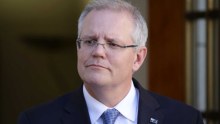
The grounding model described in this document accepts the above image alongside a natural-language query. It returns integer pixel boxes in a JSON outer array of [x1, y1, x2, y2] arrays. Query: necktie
[[101, 108, 120, 124]]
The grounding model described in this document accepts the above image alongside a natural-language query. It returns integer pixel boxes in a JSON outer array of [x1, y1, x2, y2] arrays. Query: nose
[[91, 42, 107, 58], [95, 43, 106, 49]]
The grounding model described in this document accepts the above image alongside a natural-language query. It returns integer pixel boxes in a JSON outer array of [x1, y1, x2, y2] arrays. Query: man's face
[[77, 9, 145, 87]]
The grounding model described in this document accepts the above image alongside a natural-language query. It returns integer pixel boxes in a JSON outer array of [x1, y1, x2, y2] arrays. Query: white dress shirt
[[83, 81, 139, 124]]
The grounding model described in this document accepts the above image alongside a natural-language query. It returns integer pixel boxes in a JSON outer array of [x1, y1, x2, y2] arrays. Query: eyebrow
[[104, 36, 121, 43], [80, 34, 122, 43], [80, 34, 98, 40]]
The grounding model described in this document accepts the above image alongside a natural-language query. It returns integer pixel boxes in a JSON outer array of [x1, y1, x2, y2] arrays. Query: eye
[[83, 39, 97, 46], [107, 42, 121, 49], [108, 42, 117, 47]]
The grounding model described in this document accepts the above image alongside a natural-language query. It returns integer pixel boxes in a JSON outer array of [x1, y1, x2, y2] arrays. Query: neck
[[84, 81, 131, 107]]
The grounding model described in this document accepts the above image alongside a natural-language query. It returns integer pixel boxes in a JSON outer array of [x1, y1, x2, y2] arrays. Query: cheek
[[77, 50, 88, 62], [77, 51, 87, 69], [110, 53, 135, 70], [77, 51, 89, 77]]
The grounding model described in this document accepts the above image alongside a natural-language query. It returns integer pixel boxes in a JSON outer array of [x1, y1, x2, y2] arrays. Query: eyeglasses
[[76, 38, 138, 51]]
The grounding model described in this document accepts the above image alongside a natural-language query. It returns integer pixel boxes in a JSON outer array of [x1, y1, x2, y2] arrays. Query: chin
[[83, 75, 110, 86]]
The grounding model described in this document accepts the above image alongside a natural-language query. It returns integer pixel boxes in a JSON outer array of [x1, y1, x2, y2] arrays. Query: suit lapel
[[61, 79, 164, 124], [61, 86, 91, 124], [133, 79, 164, 124]]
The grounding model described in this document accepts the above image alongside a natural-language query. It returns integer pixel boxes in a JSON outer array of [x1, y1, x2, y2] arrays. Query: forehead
[[80, 9, 134, 42]]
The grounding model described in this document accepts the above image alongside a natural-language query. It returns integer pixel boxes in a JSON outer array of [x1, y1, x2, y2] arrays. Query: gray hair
[[78, 0, 148, 47]]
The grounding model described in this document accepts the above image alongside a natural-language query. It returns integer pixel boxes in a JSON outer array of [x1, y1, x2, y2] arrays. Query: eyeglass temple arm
[[76, 38, 81, 48]]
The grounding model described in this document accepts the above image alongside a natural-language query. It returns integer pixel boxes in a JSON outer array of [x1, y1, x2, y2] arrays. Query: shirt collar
[[114, 81, 139, 122], [83, 81, 139, 124], [83, 85, 108, 124]]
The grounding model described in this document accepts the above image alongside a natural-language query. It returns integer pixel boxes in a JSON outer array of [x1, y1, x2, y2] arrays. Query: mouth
[[86, 64, 109, 70]]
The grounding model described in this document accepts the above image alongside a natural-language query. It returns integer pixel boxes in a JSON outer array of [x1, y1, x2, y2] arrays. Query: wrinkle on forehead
[[80, 9, 134, 44]]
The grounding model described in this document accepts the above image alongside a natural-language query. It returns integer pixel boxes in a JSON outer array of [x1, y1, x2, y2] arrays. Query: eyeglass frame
[[76, 38, 138, 51]]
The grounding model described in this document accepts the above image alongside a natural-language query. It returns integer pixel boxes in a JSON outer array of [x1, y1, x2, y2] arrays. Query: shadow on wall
[[0, 0, 89, 124]]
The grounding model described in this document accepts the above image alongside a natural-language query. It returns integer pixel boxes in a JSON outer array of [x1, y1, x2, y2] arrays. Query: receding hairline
[[86, 8, 134, 23], [78, 0, 137, 30], [78, 6, 136, 36]]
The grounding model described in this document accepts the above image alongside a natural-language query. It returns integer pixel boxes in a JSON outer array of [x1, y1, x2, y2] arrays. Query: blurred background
[[0, 0, 219, 124]]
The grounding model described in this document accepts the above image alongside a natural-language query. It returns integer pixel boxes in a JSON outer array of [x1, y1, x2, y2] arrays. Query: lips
[[86, 64, 109, 70]]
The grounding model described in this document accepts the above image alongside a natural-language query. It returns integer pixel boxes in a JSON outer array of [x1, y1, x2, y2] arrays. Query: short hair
[[78, 0, 148, 47]]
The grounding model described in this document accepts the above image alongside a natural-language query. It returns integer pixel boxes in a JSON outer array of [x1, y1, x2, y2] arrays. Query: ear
[[132, 47, 147, 72]]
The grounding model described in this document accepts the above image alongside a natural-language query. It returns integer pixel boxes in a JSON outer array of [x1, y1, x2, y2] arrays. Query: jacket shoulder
[[133, 78, 203, 124], [147, 91, 204, 124], [18, 88, 83, 124]]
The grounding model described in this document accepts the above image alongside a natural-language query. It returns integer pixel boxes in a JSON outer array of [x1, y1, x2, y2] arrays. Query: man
[[18, 0, 204, 124]]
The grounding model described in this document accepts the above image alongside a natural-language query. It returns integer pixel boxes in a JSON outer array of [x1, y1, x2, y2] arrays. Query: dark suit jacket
[[18, 78, 204, 124]]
